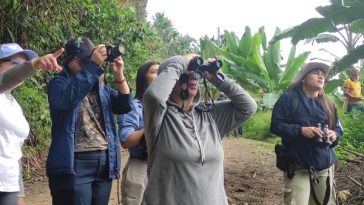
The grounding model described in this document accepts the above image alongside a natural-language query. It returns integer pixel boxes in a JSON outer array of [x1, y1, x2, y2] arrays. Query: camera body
[[105, 44, 126, 62], [187, 57, 223, 80], [316, 123, 330, 144]]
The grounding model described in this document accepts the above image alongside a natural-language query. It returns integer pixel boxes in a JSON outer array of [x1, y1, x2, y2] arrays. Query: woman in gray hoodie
[[142, 54, 257, 205]]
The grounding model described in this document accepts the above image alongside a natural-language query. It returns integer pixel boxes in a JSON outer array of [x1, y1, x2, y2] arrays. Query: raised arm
[[0, 48, 63, 93], [209, 74, 257, 137], [142, 56, 189, 150]]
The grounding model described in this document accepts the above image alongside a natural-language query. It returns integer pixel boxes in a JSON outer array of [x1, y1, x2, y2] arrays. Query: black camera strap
[[309, 167, 331, 205]]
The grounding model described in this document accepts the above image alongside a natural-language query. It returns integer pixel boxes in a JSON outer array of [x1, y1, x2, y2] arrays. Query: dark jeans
[[0, 191, 18, 205], [48, 150, 112, 205], [347, 103, 364, 112]]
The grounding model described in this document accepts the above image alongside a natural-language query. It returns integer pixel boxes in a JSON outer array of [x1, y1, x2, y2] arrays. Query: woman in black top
[[271, 62, 343, 205]]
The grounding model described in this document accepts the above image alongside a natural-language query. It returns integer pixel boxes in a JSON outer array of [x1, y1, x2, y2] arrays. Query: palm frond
[[332, 44, 364, 73], [304, 33, 340, 45]]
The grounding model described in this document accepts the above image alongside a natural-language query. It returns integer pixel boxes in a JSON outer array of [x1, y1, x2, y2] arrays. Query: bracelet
[[115, 78, 126, 84]]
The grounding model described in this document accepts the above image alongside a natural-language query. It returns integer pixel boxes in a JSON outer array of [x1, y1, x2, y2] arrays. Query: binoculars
[[316, 123, 330, 144], [105, 44, 127, 62], [187, 57, 223, 80]]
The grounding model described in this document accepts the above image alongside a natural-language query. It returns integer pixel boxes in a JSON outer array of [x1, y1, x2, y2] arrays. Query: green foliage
[[243, 110, 273, 140], [151, 12, 197, 58], [13, 77, 51, 150], [201, 27, 309, 109], [270, 1, 364, 79], [338, 109, 364, 153]]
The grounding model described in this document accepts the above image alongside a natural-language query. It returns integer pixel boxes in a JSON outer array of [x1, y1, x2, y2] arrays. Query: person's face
[[68, 56, 87, 75], [171, 72, 199, 100], [145, 64, 159, 86], [0, 53, 27, 74], [302, 68, 326, 91], [350, 68, 360, 80]]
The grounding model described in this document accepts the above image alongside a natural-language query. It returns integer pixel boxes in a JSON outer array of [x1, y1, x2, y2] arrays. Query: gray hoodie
[[142, 55, 257, 205]]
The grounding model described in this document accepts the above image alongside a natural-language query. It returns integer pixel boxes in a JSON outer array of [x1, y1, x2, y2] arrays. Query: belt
[[74, 150, 108, 159]]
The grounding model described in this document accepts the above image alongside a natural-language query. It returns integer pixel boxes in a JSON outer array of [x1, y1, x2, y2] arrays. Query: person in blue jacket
[[46, 36, 132, 205], [271, 62, 343, 205], [119, 60, 159, 205]]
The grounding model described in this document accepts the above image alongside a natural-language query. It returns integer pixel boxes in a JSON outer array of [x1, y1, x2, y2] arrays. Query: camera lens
[[193, 71, 204, 80], [209, 60, 223, 70], [188, 57, 204, 71], [106, 44, 127, 62]]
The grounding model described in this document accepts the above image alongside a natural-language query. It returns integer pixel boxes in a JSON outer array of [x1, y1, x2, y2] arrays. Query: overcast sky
[[146, 0, 347, 63]]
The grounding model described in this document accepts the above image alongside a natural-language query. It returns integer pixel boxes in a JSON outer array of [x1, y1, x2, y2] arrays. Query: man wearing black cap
[[46, 36, 132, 205]]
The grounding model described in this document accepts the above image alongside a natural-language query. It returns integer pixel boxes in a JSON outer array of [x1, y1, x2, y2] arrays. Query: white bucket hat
[[0, 43, 38, 61]]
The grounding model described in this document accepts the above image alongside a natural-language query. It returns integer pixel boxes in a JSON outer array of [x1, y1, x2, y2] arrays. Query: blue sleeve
[[270, 93, 302, 141], [48, 61, 102, 111], [118, 101, 141, 143]]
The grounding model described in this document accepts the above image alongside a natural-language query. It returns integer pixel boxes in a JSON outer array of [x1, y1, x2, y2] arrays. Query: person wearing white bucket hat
[[0, 43, 63, 205]]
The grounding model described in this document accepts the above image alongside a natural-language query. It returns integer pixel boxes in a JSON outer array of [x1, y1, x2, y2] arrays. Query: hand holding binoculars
[[187, 57, 223, 80]]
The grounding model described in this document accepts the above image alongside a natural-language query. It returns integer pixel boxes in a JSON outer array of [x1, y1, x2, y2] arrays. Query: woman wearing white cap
[[271, 62, 343, 205], [0, 43, 63, 205]]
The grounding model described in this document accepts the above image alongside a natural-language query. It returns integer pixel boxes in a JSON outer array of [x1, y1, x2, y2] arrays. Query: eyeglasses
[[0, 58, 26, 66]]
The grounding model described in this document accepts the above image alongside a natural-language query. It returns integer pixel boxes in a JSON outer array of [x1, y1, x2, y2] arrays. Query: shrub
[[243, 110, 273, 141], [338, 109, 364, 154]]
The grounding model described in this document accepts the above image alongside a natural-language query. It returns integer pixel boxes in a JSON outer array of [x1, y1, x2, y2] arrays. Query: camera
[[187, 57, 223, 80], [316, 123, 330, 144], [105, 44, 127, 62]]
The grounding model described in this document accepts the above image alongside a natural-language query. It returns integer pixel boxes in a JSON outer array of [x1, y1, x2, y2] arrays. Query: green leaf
[[325, 79, 344, 93], [258, 26, 267, 51], [316, 4, 364, 25], [224, 30, 239, 54], [251, 34, 273, 92], [280, 50, 310, 85], [239, 27, 253, 58], [333, 44, 364, 70], [350, 19, 364, 33]]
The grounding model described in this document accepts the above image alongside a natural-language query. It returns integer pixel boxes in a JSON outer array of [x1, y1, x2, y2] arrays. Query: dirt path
[[25, 137, 282, 205]]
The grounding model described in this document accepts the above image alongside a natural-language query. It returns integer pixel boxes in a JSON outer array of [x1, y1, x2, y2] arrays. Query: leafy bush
[[338, 109, 364, 154], [243, 110, 273, 141]]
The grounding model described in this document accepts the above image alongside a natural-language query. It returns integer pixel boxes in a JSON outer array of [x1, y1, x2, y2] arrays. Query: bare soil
[[24, 137, 283, 205]]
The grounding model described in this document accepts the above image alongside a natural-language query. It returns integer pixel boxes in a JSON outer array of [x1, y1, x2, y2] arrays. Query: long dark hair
[[319, 94, 336, 129], [135, 60, 160, 100]]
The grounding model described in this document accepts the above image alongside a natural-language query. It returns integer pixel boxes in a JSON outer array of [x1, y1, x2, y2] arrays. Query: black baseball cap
[[64, 36, 95, 59]]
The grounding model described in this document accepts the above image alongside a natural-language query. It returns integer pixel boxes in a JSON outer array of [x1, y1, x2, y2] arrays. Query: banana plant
[[270, 1, 364, 78], [201, 27, 310, 108]]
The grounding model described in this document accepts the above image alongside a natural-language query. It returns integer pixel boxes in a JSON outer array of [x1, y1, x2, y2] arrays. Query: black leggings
[[0, 191, 18, 205]]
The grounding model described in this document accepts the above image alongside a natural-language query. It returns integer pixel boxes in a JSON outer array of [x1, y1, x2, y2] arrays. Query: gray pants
[[282, 165, 336, 205], [121, 157, 148, 205]]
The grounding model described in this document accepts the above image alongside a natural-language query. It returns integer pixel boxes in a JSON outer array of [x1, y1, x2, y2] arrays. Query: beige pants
[[282, 165, 336, 205], [121, 157, 148, 205]]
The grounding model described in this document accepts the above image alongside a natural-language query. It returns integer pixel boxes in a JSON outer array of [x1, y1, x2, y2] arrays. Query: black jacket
[[270, 87, 343, 170]]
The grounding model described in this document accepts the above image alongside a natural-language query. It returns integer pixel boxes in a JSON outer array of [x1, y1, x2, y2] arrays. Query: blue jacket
[[46, 61, 131, 179], [118, 99, 146, 159], [271, 87, 343, 170]]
